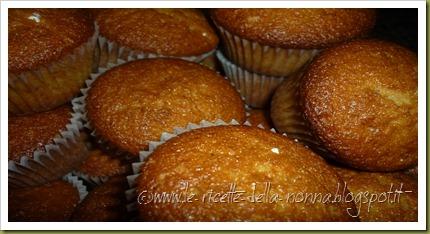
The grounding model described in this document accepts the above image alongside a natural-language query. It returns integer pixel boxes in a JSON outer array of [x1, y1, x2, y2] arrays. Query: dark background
[[372, 8, 418, 52]]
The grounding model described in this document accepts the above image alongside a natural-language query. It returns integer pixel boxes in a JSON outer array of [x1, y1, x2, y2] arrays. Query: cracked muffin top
[[95, 9, 219, 56], [136, 125, 357, 221], [300, 39, 418, 171], [211, 9, 375, 49], [86, 58, 246, 156], [8, 9, 94, 73]]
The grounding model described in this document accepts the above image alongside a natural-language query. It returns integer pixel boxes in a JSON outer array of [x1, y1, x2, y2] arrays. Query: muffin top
[[8, 9, 94, 74], [136, 125, 356, 221], [86, 59, 246, 156], [9, 180, 80, 221], [334, 166, 417, 221], [8, 105, 72, 162], [95, 9, 219, 56], [78, 149, 130, 178], [211, 9, 375, 49], [300, 40, 417, 171], [71, 176, 129, 221]]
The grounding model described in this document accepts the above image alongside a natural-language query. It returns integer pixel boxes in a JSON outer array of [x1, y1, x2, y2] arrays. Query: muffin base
[[9, 30, 98, 116], [215, 23, 319, 77], [217, 50, 286, 108], [8, 112, 89, 188], [96, 34, 215, 69]]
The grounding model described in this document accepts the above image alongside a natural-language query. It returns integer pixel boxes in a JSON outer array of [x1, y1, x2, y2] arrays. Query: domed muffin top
[[8, 9, 94, 73], [9, 180, 80, 221], [300, 40, 417, 171], [136, 125, 357, 221], [211, 9, 375, 49], [86, 59, 246, 156], [8, 105, 72, 162], [95, 9, 219, 56]]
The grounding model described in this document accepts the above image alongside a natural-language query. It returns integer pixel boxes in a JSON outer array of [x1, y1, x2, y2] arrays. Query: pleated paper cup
[[96, 34, 215, 70], [217, 50, 286, 108], [9, 29, 98, 116], [215, 23, 319, 77], [63, 173, 89, 202], [8, 112, 89, 189]]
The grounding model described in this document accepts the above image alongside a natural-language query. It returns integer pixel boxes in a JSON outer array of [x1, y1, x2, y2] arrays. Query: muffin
[[334, 166, 418, 222], [9, 176, 84, 221], [74, 148, 131, 185], [78, 58, 246, 156], [271, 39, 418, 171], [212, 8, 376, 76], [94, 9, 219, 67], [246, 108, 273, 129], [133, 125, 357, 221], [71, 176, 129, 221], [212, 9, 375, 108], [9, 9, 96, 115], [8, 105, 88, 188]]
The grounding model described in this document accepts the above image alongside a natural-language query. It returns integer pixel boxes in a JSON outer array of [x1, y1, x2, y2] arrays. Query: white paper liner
[[63, 173, 88, 202], [8, 110, 89, 189], [124, 119, 279, 217], [72, 57, 249, 158], [96, 33, 215, 70], [71, 170, 109, 187], [214, 23, 319, 77], [9, 27, 98, 115], [217, 50, 286, 108]]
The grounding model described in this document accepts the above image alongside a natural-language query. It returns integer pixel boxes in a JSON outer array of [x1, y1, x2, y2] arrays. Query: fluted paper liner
[[96, 33, 215, 70], [215, 23, 319, 77], [8, 112, 89, 188], [63, 173, 88, 202], [9, 28, 98, 115], [217, 50, 286, 108]]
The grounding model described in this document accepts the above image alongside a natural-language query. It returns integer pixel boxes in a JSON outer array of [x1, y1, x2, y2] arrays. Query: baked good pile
[[8, 8, 417, 222]]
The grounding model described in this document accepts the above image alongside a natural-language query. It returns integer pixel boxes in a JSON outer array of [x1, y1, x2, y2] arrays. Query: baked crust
[[211, 9, 375, 49], [137, 125, 357, 221], [71, 176, 129, 221], [9, 180, 79, 221], [95, 9, 218, 56], [86, 59, 246, 156], [300, 40, 417, 171], [8, 9, 94, 73], [334, 166, 417, 221], [77, 149, 130, 178], [8, 105, 72, 161]]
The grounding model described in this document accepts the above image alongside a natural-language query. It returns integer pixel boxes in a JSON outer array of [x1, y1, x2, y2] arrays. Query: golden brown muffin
[[95, 9, 218, 64], [71, 176, 129, 221], [8, 105, 72, 161], [333, 166, 418, 222], [300, 40, 417, 171], [136, 125, 357, 221], [9, 9, 96, 115], [246, 109, 273, 129], [9, 180, 80, 221], [211, 9, 375, 77], [211, 9, 375, 49], [77, 149, 130, 178], [86, 59, 246, 156]]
